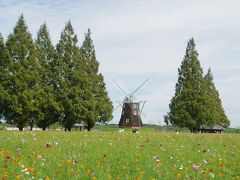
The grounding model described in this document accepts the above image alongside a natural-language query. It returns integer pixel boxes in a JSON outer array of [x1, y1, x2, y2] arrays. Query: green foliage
[[80, 29, 113, 131], [0, 15, 42, 130], [167, 38, 206, 131], [35, 23, 61, 130], [55, 21, 89, 131], [167, 38, 230, 130], [0, 16, 113, 131], [224, 127, 240, 134], [203, 68, 230, 127], [0, 33, 6, 119]]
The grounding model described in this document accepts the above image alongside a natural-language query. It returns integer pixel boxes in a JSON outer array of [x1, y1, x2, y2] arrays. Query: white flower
[[22, 168, 28, 172], [203, 159, 208, 164], [192, 164, 200, 171], [209, 173, 215, 178]]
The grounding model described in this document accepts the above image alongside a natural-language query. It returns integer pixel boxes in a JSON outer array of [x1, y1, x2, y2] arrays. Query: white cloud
[[0, 0, 239, 127]]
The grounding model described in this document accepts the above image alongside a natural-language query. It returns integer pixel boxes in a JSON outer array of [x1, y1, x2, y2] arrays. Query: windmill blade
[[136, 101, 146, 117], [130, 78, 149, 97], [133, 99, 147, 117], [140, 101, 146, 115], [111, 79, 129, 97], [113, 101, 125, 111]]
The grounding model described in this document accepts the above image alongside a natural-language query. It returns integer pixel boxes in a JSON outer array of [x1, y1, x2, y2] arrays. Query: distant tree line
[[164, 38, 230, 131], [0, 15, 113, 131]]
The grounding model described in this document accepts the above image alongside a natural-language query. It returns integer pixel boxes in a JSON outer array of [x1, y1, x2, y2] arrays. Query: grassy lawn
[[0, 130, 239, 179]]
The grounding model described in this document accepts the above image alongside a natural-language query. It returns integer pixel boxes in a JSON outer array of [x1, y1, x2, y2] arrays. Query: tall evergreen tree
[[166, 38, 207, 131], [55, 21, 87, 131], [0, 34, 15, 122], [204, 68, 230, 127], [80, 29, 113, 131], [0, 33, 4, 61], [3, 15, 41, 130], [0, 33, 7, 119], [35, 22, 61, 130]]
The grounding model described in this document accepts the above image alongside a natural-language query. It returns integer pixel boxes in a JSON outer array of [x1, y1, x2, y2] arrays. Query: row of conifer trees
[[165, 38, 230, 131], [0, 15, 113, 131]]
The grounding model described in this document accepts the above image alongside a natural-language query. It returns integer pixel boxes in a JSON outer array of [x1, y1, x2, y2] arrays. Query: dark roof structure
[[199, 124, 225, 133]]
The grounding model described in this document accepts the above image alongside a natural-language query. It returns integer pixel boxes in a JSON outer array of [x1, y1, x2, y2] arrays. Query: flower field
[[0, 131, 239, 179]]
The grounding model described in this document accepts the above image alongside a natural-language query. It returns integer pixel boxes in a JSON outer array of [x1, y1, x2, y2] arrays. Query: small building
[[73, 123, 85, 131], [199, 124, 225, 134]]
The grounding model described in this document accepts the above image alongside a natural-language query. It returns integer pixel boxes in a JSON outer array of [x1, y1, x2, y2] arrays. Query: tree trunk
[[42, 127, 46, 131], [30, 124, 33, 131], [67, 127, 71, 131], [19, 126, 23, 131]]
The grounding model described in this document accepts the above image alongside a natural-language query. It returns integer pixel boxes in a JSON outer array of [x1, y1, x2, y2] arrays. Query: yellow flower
[[66, 160, 72, 166], [15, 175, 21, 180], [5, 150, 10, 154], [107, 175, 112, 179], [46, 176, 50, 180], [97, 162, 101, 169], [86, 168, 91, 175], [176, 172, 181, 178]]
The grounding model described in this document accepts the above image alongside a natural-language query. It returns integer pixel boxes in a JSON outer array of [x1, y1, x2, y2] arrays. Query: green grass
[[0, 131, 239, 179]]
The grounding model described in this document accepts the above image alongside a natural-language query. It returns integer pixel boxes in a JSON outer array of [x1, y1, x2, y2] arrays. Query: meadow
[[0, 130, 239, 179]]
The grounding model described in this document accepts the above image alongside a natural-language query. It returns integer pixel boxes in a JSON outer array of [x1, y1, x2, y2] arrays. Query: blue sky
[[0, 0, 239, 127]]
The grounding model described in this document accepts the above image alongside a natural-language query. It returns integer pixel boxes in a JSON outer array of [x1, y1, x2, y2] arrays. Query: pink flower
[[46, 143, 51, 148], [20, 164, 25, 169]]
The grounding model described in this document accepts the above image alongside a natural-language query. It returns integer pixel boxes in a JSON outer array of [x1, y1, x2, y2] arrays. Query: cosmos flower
[[46, 143, 51, 148]]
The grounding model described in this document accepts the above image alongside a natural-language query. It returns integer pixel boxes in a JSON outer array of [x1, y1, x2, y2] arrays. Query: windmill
[[112, 79, 149, 128]]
